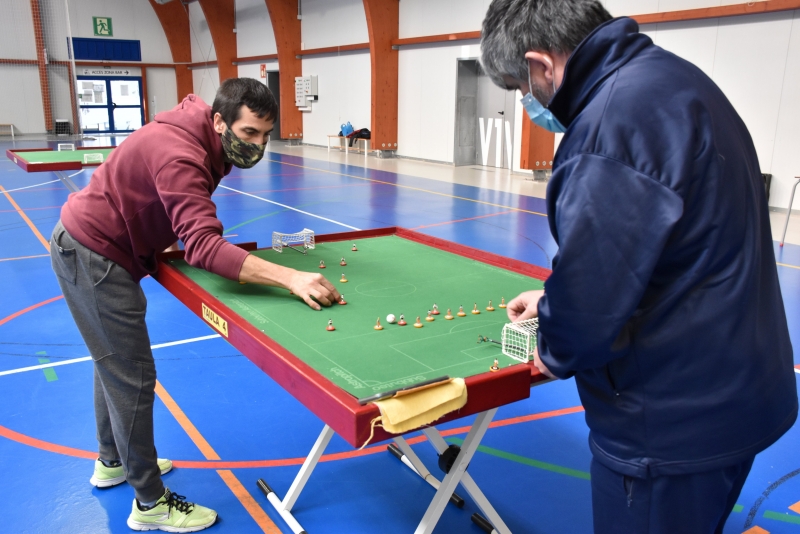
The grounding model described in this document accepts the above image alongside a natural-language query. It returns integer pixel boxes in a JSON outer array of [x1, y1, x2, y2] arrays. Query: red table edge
[[6, 146, 115, 173], [155, 227, 552, 448]]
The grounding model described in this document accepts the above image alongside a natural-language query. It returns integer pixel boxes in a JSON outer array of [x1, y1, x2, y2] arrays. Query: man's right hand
[[238, 254, 340, 310], [287, 270, 340, 310]]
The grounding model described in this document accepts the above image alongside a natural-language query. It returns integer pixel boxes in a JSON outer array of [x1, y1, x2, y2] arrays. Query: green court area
[[169, 235, 545, 398], [12, 148, 114, 164]]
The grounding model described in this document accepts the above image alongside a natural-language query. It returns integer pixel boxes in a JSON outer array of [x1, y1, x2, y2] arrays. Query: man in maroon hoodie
[[50, 78, 339, 532]]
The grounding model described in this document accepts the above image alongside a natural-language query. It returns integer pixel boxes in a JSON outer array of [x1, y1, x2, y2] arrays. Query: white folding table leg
[[413, 409, 498, 534], [257, 424, 335, 534], [423, 426, 511, 534]]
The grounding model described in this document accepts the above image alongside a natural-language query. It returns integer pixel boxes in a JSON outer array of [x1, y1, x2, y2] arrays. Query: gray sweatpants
[[50, 220, 165, 503]]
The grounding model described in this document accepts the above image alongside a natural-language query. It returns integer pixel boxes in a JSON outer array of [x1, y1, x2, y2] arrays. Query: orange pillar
[[520, 113, 555, 170], [264, 0, 303, 140], [30, 0, 53, 131], [198, 0, 238, 83], [148, 0, 193, 102], [362, 0, 399, 152]]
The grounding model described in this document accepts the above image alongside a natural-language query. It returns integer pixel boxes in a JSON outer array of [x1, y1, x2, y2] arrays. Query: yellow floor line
[[268, 158, 548, 217], [777, 262, 800, 270], [154, 381, 279, 532], [0, 185, 50, 251], [217, 470, 283, 534]]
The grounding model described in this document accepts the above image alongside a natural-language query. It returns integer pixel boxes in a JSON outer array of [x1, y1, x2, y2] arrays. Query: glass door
[[77, 76, 144, 133], [78, 78, 111, 132], [110, 79, 143, 131]]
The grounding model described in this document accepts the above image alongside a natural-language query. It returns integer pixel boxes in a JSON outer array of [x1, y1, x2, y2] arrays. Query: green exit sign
[[93, 17, 113, 37]]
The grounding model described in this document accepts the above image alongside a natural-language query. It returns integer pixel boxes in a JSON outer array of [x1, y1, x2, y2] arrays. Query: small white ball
[[386, 314, 396, 324]]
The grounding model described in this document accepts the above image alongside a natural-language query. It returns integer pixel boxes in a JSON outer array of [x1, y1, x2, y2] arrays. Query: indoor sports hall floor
[[1, 137, 799, 534]]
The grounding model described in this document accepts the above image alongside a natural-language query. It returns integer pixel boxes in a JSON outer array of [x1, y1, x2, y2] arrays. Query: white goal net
[[501, 318, 539, 363], [272, 228, 315, 254]]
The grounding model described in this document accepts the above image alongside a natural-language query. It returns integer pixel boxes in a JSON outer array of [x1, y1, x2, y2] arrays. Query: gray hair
[[480, 0, 612, 88]]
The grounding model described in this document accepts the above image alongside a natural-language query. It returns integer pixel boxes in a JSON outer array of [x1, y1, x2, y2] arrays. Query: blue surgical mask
[[521, 60, 566, 134]]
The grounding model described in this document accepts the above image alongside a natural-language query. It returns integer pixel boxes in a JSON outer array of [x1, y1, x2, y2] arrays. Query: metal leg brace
[[422, 423, 511, 534], [54, 170, 81, 193], [410, 408, 511, 534]]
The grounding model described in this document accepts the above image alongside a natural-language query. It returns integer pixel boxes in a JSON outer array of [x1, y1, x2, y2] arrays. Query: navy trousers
[[591, 456, 754, 534]]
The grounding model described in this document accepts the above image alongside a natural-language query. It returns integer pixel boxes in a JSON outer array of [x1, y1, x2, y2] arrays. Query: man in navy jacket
[[481, 1, 797, 532]]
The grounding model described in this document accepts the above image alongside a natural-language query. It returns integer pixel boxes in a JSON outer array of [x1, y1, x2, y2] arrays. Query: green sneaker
[[127, 489, 217, 532], [90, 458, 173, 488]]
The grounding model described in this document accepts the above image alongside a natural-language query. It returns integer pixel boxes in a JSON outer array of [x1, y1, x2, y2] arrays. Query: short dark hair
[[211, 78, 278, 126], [481, 0, 612, 88]]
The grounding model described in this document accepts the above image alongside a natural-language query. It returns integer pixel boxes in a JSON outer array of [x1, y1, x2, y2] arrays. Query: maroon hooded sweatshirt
[[61, 95, 250, 282]]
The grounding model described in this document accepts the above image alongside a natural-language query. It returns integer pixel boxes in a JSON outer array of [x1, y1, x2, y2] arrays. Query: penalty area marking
[[0, 334, 222, 377]]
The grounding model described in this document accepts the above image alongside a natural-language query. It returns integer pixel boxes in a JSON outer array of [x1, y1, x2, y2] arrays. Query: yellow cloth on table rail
[[373, 378, 467, 434]]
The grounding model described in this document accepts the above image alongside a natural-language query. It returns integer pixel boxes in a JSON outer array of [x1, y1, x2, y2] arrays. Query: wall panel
[[301, 53, 371, 146], [236, 0, 277, 57]]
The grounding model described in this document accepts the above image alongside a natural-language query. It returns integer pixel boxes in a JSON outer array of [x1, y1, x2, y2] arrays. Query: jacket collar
[[548, 17, 652, 128]]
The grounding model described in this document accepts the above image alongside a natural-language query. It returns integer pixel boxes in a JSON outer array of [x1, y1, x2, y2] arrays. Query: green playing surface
[[13, 148, 114, 164], [168, 235, 545, 398]]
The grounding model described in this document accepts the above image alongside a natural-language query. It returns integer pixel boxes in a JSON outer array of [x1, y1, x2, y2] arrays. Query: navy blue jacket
[[538, 18, 797, 477]]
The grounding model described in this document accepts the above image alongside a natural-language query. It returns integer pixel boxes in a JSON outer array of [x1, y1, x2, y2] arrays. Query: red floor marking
[[412, 210, 516, 230], [0, 254, 50, 262], [0, 423, 95, 460], [0, 295, 63, 327], [743, 527, 770, 534], [0, 406, 584, 467], [790, 500, 800, 514]]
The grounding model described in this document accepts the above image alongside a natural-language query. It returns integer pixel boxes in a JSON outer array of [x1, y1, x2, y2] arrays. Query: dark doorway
[[267, 71, 281, 140]]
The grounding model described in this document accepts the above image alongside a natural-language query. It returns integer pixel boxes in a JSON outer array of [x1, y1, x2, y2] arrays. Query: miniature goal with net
[[501, 318, 539, 363], [272, 228, 315, 254]]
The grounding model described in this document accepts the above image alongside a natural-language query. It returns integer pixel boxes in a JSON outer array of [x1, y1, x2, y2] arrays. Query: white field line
[[1, 179, 61, 193], [217, 184, 361, 230], [0, 334, 221, 377]]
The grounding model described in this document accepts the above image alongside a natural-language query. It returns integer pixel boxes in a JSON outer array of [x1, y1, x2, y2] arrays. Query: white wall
[[399, 0, 491, 38], [299, 0, 371, 145], [396, 0, 800, 209], [189, 2, 219, 105], [301, 0, 369, 48], [0, 0, 181, 133], [236, 0, 277, 57], [398, 42, 480, 162], [67, 0, 174, 63], [634, 9, 800, 210], [235, 0, 278, 85], [0, 0, 45, 133], [67, 0, 179, 128], [302, 53, 371, 145]]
